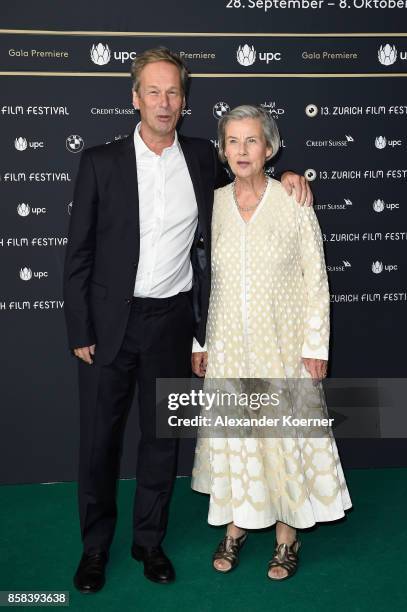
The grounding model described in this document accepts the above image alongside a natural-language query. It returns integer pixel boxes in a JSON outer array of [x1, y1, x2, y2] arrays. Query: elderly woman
[[191, 105, 352, 580]]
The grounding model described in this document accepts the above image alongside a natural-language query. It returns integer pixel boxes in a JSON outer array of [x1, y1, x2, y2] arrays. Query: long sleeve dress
[[191, 179, 352, 529]]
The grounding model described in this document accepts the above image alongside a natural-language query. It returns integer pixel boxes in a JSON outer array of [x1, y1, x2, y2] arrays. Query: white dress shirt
[[133, 122, 198, 298]]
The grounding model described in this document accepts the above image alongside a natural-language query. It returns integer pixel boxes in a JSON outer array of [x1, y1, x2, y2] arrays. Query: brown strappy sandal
[[212, 532, 248, 573], [267, 539, 301, 581]]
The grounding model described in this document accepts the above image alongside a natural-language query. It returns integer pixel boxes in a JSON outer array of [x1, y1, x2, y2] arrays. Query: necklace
[[233, 176, 269, 212]]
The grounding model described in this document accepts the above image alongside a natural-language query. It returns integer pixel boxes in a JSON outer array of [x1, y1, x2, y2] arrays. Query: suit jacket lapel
[[179, 136, 209, 244], [115, 132, 140, 255]]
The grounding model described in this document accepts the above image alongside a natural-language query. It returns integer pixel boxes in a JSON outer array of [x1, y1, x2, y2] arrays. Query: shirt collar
[[134, 121, 180, 158]]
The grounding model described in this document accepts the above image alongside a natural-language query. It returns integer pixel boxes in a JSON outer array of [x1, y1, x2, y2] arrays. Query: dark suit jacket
[[63, 130, 229, 365]]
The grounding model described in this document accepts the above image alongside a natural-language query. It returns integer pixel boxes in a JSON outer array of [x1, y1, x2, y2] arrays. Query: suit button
[[133, 262, 137, 268], [125, 298, 132, 304]]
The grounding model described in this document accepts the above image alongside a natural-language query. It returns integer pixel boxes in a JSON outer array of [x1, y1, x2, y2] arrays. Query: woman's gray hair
[[217, 104, 280, 163]]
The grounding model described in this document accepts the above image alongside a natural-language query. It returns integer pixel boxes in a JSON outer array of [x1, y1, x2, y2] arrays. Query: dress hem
[[192, 484, 353, 530]]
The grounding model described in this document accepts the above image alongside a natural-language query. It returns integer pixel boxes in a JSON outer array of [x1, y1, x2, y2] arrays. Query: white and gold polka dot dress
[[192, 179, 352, 529]]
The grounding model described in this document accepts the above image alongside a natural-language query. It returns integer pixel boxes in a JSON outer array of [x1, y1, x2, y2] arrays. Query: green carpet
[[1, 469, 406, 611]]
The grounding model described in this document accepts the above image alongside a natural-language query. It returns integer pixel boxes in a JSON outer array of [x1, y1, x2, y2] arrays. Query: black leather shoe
[[73, 551, 108, 593], [131, 544, 175, 584]]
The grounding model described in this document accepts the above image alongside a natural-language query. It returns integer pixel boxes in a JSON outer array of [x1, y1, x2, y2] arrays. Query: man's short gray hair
[[217, 104, 280, 163]]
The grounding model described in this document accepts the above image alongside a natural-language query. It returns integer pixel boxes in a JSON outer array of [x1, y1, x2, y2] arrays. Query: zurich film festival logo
[[66, 135, 84, 153], [15, 137, 28, 151], [378, 44, 397, 66], [17, 203, 30, 216], [91, 43, 111, 65], [213, 102, 230, 119], [304, 169, 317, 182], [305, 104, 318, 118], [237, 44, 256, 66]]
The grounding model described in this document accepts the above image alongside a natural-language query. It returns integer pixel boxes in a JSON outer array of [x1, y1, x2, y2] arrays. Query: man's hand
[[192, 351, 208, 377], [74, 344, 96, 365], [302, 358, 327, 383], [281, 171, 313, 206]]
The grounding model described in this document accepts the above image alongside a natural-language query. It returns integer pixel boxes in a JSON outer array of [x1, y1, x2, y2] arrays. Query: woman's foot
[[213, 523, 247, 572], [267, 522, 298, 580]]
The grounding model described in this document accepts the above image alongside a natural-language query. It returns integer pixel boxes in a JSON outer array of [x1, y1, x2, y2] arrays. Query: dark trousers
[[77, 291, 193, 553]]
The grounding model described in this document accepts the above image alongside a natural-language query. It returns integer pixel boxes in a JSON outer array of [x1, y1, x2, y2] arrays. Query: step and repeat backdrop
[[0, 1, 406, 483]]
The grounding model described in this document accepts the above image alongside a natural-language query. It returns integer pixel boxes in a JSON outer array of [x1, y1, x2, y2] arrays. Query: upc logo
[[14, 136, 44, 150], [17, 203, 30, 216], [373, 199, 385, 212], [15, 137, 27, 151], [20, 267, 32, 281], [90, 43, 111, 66], [372, 199, 399, 212], [378, 44, 397, 66], [372, 261, 383, 274], [237, 45, 256, 66], [19, 267, 48, 279], [375, 136, 387, 149]]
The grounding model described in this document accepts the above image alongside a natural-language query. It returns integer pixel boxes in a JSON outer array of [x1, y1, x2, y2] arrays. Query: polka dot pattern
[[192, 180, 352, 529]]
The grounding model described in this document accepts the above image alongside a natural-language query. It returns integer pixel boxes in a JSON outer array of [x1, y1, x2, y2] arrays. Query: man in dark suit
[[63, 47, 312, 592]]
